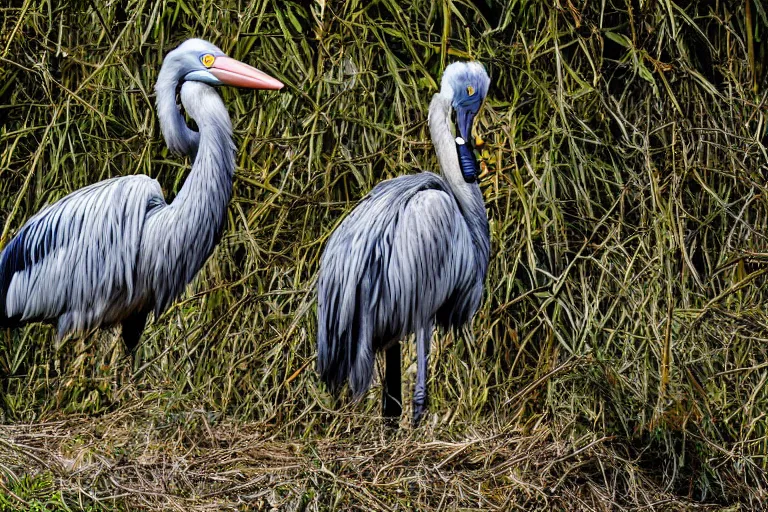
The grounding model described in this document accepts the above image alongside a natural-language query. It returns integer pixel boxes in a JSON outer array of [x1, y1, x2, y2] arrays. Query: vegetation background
[[1, 0, 767, 509]]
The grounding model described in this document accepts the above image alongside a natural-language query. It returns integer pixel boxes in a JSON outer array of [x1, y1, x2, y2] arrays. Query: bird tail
[[0, 235, 23, 328], [317, 270, 376, 399]]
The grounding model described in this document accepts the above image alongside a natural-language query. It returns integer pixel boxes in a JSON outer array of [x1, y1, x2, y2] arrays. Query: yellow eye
[[201, 54, 215, 68], [467, 85, 475, 96]]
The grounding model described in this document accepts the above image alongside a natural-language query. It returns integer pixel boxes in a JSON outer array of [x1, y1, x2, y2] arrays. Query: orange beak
[[209, 56, 284, 90]]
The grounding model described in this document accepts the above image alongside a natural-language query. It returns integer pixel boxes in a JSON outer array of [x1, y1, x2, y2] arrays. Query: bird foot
[[412, 401, 427, 427]]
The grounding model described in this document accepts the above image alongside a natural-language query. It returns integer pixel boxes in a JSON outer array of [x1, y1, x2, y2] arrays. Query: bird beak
[[455, 107, 480, 183], [208, 56, 284, 90]]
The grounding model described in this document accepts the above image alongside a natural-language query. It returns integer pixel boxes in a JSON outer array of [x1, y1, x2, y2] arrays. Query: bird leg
[[382, 341, 402, 421], [121, 310, 149, 360], [412, 321, 433, 426]]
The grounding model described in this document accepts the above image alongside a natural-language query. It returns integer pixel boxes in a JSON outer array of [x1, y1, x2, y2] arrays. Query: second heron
[[317, 62, 491, 425]]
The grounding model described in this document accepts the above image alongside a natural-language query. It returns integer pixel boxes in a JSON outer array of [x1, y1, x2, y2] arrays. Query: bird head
[[439, 62, 490, 183], [165, 38, 284, 90]]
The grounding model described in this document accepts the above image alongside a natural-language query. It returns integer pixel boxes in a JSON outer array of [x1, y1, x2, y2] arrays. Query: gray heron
[[0, 38, 283, 362], [316, 62, 491, 425]]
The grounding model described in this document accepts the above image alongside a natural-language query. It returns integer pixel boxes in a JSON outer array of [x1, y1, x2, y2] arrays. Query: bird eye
[[200, 54, 215, 68], [467, 85, 475, 96]]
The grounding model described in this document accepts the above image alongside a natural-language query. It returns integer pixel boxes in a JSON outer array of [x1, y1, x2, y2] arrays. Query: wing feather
[[0, 175, 165, 335], [317, 172, 475, 395]]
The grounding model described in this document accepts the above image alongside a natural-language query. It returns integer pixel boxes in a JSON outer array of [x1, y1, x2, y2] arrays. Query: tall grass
[[0, 0, 767, 509]]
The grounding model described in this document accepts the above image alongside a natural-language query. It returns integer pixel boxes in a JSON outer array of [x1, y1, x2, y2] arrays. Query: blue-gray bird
[[0, 39, 283, 359], [317, 62, 491, 425]]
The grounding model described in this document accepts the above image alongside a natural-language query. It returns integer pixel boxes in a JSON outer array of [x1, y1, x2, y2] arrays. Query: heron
[[316, 62, 491, 425], [0, 39, 283, 362]]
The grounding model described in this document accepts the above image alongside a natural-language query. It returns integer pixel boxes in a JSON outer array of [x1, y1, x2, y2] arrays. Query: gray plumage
[[0, 38, 282, 356], [317, 62, 491, 425]]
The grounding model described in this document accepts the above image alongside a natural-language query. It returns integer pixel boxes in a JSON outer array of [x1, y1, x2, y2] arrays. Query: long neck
[[174, 81, 234, 212], [428, 94, 488, 247], [158, 81, 235, 286]]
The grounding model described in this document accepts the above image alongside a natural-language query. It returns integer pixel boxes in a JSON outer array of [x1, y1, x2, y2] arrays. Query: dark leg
[[121, 310, 149, 356], [412, 322, 433, 426], [382, 341, 402, 420]]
